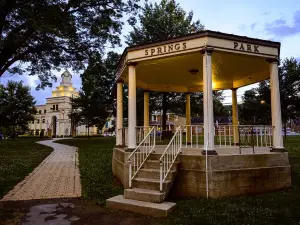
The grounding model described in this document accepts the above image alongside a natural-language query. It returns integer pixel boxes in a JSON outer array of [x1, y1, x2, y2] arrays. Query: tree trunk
[[162, 93, 167, 131], [12, 124, 15, 140], [87, 117, 90, 138], [284, 120, 287, 139]]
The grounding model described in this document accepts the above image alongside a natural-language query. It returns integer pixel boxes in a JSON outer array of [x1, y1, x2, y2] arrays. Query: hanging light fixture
[[189, 69, 199, 75]]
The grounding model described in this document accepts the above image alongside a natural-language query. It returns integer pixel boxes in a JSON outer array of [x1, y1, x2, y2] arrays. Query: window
[[44, 109, 46, 114], [39, 110, 41, 114], [56, 104, 58, 110], [32, 121, 34, 124], [53, 105, 55, 110], [42, 119, 45, 123], [37, 119, 40, 124]]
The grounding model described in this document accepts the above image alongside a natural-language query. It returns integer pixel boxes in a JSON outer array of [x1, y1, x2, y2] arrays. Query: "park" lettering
[[233, 42, 259, 53]]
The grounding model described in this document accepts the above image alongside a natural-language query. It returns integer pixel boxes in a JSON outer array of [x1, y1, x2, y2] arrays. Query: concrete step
[[124, 188, 166, 203], [132, 177, 171, 191], [148, 153, 163, 161], [106, 195, 176, 217], [148, 153, 181, 161], [137, 168, 176, 180], [144, 160, 179, 170]]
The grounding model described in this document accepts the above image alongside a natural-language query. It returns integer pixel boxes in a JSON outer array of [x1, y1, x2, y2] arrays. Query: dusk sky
[[1, 0, 300, 105]]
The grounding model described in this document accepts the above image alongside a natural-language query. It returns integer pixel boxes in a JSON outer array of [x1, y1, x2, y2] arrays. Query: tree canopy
[[126, 0, 204, 45], [0, 80, 36, 136], [125, 0, 208, 129], [70, 51, 121, 134], [239, 57, 300, 136], [0, 0, 139, 89]]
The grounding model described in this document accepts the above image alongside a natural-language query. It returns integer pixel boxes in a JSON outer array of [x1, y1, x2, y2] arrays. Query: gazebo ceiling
[[116, 30, 280, 92]]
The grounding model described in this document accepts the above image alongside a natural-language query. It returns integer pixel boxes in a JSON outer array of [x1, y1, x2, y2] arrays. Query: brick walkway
[[1, 139, 81, 201]]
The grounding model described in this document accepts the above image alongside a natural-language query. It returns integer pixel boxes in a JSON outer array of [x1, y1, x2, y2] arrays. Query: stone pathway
[[1, 139, 81, 201]]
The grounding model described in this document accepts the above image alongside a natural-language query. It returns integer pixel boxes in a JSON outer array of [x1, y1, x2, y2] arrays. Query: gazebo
[[107, 30, 291, 217]]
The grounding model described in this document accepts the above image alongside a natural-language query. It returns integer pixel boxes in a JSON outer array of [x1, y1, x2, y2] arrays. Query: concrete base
[[106, 195, 176, 217], [112, 146, 292, 199], [271, 148, 287, 152], [201, 150, 218, 155]]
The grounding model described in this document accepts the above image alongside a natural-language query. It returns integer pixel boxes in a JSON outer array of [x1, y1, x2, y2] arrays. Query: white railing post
[[128, 126, 156, 186], [159, 126, 182, 192], [160, 161, 163, 191], [129, 159, 132, 188], [154, 127, 156, 147], [180, 127, 182, 149]]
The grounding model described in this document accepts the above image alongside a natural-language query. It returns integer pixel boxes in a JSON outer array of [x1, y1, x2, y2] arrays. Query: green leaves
[[239, 57, 300, 126], [0, 0, 140, 88], [69, 51, 121, 132], [0, 81, 37, 135], [126, 0, 204, 46]]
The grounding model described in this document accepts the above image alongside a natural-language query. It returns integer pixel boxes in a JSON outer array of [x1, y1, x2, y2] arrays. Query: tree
[[70, 52, 120, 135], [238, 57, 300, 137], [278, 58, 300, 136], [0, 0, 139, 89], [0, 81, 36, 137], [239, 89, 271, 125], [126, 0, 205, 130]]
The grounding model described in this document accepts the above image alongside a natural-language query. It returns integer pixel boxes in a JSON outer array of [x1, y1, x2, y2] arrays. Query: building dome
[[61, 70, 72, 85]]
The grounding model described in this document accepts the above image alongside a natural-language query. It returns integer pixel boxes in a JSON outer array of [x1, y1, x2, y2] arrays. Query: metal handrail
[[159, 126, 182, 191], [128, 126, 156, 188]]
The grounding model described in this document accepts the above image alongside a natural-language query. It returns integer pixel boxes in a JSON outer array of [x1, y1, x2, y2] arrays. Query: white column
[[116, 82, 123, 146], [128, 63, 137, 149], [232, 88, 239, 144], [269, 59, 285, 151], [201, 48, 217, 155]]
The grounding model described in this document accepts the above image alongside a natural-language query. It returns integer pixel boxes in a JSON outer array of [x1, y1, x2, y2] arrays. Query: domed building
[[29, 70, 97, 137]]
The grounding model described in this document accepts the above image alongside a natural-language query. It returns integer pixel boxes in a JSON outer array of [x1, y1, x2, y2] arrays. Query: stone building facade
[[29, 70, 97, 137]]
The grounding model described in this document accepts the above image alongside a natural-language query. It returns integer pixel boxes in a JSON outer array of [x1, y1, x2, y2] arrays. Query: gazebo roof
[[116, 30, 280, 93]]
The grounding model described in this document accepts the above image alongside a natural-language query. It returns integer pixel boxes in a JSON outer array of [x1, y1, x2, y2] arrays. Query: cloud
[[250, 23, 257, 31], [265, 11, 300, 37]]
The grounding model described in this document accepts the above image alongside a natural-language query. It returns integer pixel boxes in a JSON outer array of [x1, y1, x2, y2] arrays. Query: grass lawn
[[56, 136, 300, 225], [0, 138, 53, 199]]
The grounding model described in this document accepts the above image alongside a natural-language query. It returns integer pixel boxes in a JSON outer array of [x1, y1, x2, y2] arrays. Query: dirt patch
[[0, 198, 155, 225]]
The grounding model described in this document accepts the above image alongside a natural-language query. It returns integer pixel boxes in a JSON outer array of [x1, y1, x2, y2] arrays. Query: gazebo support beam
[[127, 63, 137, 150], [116, 82, 123, 146], [232, 88, 239, 145], [144, 91, 150, 133], [201, 48, 217, 155], [269, 59, 286, 152], [186, 93, 191, 144]]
